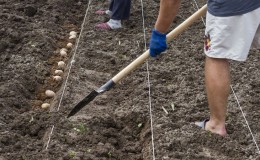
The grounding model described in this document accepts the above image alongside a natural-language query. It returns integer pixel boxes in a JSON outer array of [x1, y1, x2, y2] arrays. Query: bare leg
[[204, 56, 230, 136]]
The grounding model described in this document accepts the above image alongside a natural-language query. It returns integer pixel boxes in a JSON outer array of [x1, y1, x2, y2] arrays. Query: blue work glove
[[149, 29, 167, 57]]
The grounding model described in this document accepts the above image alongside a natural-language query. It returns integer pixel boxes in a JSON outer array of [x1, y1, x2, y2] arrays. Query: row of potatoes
[[41, 31, 77, 109]]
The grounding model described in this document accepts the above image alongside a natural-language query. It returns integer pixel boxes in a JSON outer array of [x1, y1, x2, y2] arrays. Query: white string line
[[45, 0, 92, 150], [231, 86, 260, 154], [139, 1, 207, 158], [45, 125, 54, 150], [57, 0, 92, 111], [139, 0, 156, 159], [192, 0, 260, 154]]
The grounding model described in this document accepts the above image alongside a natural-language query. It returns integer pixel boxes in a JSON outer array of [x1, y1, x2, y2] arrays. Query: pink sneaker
[[95, 10, 106, 15], [95, 22, 112, 30], [95, 10, 112, 16]]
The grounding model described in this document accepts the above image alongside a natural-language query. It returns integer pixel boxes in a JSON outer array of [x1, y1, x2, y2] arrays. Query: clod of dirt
[[0, 156, 7, 160], [0, 41, 8, 52], [24, 6, 37, 17]]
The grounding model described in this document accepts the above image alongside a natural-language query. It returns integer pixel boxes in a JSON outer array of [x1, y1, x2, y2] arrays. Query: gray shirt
[[208, 0, 260, 17]]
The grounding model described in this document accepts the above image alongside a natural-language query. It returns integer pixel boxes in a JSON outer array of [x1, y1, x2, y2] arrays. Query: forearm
[[155, 0, 181, 33]]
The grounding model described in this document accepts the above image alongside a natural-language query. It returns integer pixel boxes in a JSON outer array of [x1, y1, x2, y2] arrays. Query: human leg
[[96, 0, 129, 30], [196, 9, 260, 135], [204, 57, 230, 136], [110, 0, 131, 20]]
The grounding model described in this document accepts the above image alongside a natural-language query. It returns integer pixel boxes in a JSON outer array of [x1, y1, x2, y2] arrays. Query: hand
[[149, 29, 167, 57]]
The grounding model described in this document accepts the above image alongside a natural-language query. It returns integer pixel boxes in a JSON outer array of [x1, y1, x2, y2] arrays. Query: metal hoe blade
[[67, 80, 115, 117], [67, 90, 99, 118]]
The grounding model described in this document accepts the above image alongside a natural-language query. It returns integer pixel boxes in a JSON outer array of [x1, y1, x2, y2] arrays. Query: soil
[[0, 0, 259, 160]]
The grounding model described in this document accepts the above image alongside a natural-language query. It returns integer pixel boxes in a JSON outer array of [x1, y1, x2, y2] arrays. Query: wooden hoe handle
[[112, 4, 207, 83]]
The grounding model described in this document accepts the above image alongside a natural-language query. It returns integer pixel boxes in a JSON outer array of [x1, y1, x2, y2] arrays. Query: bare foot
[[195, 119, 227, 136], [205, 120, 227, 136]]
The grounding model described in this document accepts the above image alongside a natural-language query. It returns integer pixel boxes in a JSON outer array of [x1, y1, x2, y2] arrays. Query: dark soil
[[0, 0, 259, 159]]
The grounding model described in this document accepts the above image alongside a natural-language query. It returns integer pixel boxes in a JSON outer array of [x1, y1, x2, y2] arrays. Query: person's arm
[[149, 0, 181, 57], [155, 0, 181, 33]]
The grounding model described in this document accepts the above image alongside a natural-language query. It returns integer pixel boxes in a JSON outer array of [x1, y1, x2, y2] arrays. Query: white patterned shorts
[[204, 7, 260, 61]]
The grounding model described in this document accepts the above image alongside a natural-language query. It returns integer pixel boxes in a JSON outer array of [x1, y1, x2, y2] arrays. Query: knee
[[206, 56, 229, 65]]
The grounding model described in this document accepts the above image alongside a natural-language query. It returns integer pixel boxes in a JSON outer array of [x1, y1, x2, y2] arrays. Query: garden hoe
[[67, 4, 207, 118]]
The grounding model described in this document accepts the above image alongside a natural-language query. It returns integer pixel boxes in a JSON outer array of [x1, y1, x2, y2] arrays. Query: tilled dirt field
[[0, 0, 260, 159]]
